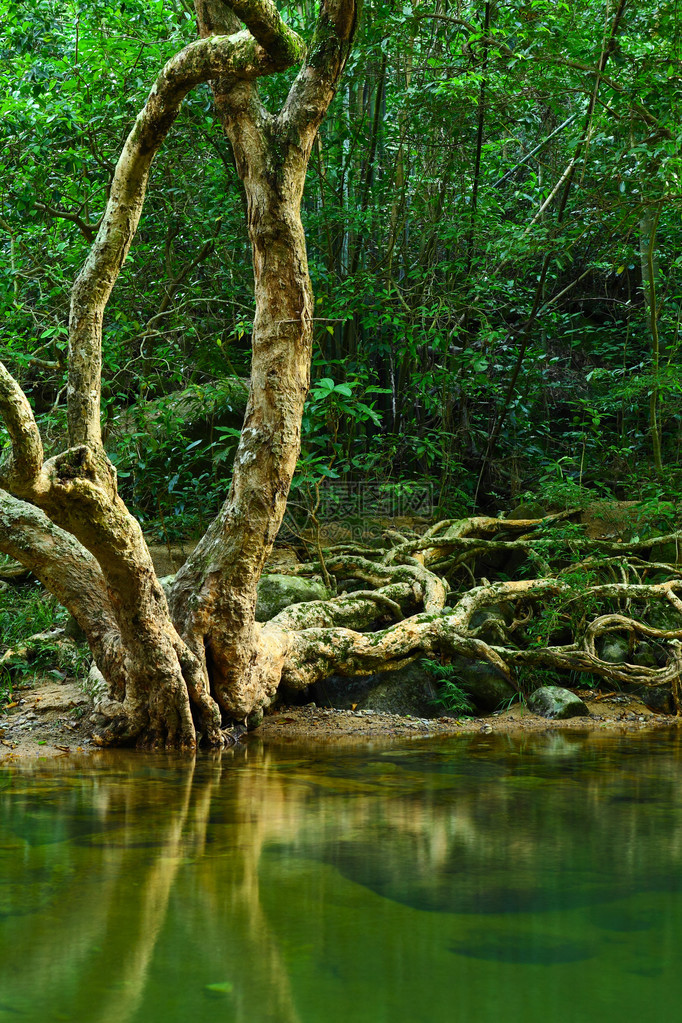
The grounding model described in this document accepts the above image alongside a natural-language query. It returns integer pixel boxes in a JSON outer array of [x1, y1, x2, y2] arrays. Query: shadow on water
[[1, 729, 682, 1022]]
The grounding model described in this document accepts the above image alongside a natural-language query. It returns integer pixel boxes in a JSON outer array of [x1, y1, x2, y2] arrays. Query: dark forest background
[[2, 0, 680, 538]]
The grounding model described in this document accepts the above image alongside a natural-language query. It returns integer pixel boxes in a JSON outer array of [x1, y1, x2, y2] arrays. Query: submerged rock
[[527, 685, 589, 720], [256, 574, 329, 622], [449, 931, 593, 966], [588, 903, 656, 933]]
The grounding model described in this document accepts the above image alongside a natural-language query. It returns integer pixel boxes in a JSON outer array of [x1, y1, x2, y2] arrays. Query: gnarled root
[[226, 515, 682, 719]]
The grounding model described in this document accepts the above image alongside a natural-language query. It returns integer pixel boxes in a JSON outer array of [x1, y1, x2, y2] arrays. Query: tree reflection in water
[[2, 731, 682, 1023]]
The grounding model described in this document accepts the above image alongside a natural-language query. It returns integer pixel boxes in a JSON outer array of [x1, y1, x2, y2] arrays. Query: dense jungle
[[1, 0, 682, 748]]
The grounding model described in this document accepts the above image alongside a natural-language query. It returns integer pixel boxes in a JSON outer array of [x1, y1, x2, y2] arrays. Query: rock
[[527, 685, 589, 720], [356, 663, 440, 717], [448, 656, 518, 712], [650, 540, 682, 565], [632, 642, 661, 669], [648, 605, 682, 632], [309, 674, 377, 710], [597, 636, 665, 670], [111, 378, 248, 448], [579, 500, 643, 540], [637, 687, 673, 714], [507, 501, 547, 521], [255, 573, 329, 622], [598, 636, 630, 663], [63, 614, 87, 644], [247, 707, 264, 730]]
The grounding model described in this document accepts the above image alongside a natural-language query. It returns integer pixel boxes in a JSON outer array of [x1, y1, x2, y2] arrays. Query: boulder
[[448, 656, 518, 712], [635, 687, 673, 714], [598, 636, 629, 663], [309, 674, 378, 710], [507, 501, 547, 521], [256, 573, 329, 622], [356, 663, 440, 717], [109, 378, 248, 446], [632, 642, 661, 669], [527, 685, 589, 720], [650, 540, 682, 565], [63, 614, 87, 644]]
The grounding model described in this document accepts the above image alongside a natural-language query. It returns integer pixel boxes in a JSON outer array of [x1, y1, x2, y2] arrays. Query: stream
[[1, 729, 682, 1022]]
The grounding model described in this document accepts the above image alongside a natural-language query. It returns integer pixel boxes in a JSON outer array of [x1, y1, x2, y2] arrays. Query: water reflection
[[1, 731, 682, 1022]]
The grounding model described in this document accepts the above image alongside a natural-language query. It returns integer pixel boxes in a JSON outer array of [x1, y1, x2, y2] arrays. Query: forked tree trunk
[[0, 0, 356, 748], [169, 1, 318, 717], [6, 1, 678, 749]]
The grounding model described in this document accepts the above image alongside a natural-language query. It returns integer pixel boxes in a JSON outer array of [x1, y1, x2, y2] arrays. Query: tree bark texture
[[4, 0, 681, 748], [0, 0, 357, 747]]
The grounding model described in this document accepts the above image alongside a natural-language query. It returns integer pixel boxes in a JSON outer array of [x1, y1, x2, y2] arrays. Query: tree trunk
[[5, 0, 681, 750], [170, 157, 314, 719], [0, 0, 357, 748], [639, 200, 664, 475]]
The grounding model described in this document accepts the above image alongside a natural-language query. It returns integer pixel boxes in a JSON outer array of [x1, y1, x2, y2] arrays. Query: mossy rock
[[630, 686, 673, 714], [309, 674, 378, 710], [507, 501, 547, 521], [650, 540, 682, 565], [527, 685, 589, 720], [356, 663, 440, 717], [448, 656, 518, 712], [598, 636, 630, 664], [256, 574, 329, 622], [632, 642, 662, 669]]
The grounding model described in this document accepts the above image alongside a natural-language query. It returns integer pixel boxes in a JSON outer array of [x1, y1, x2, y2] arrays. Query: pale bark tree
[[1, 0, 355, 747], [2, 0, 682, 749]]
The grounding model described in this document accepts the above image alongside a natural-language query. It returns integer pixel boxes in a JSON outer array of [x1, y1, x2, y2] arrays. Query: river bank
[[0, 677, 676, 761]]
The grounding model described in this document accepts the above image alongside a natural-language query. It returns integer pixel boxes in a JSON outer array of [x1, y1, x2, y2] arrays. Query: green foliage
[[2, 0, 682, 540], [516, 667, 579, 695], [0, 582, 66, 645], [0, 583, 76, 698], [526, 566, 601, 647], [420, 659, 475, 717]]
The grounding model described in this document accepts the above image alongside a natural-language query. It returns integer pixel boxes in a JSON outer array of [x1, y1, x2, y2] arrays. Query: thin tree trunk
[[474, 0, 629, 504], [640, 200, 664, 475]]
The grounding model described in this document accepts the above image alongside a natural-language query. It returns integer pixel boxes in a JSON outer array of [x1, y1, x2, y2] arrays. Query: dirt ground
[[0, 677, 677, 762], [256, 693, 677, 745], [0, 678, 93, 762]]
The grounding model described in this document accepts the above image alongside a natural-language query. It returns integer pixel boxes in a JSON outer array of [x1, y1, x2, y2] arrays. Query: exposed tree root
[[4, 501, 682, 742], [244, 513, 682, 720], [1, 0, 677, 745]]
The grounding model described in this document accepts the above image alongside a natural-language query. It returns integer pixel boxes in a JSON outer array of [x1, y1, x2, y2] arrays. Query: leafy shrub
[[420, 658, 475, 716]]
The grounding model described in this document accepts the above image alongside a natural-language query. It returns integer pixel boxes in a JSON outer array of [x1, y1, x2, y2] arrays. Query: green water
[[1, 729, 682, 1022]]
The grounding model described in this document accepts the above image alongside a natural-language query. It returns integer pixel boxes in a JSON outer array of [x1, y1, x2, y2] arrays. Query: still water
[[1, 729, 682, 1022]]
